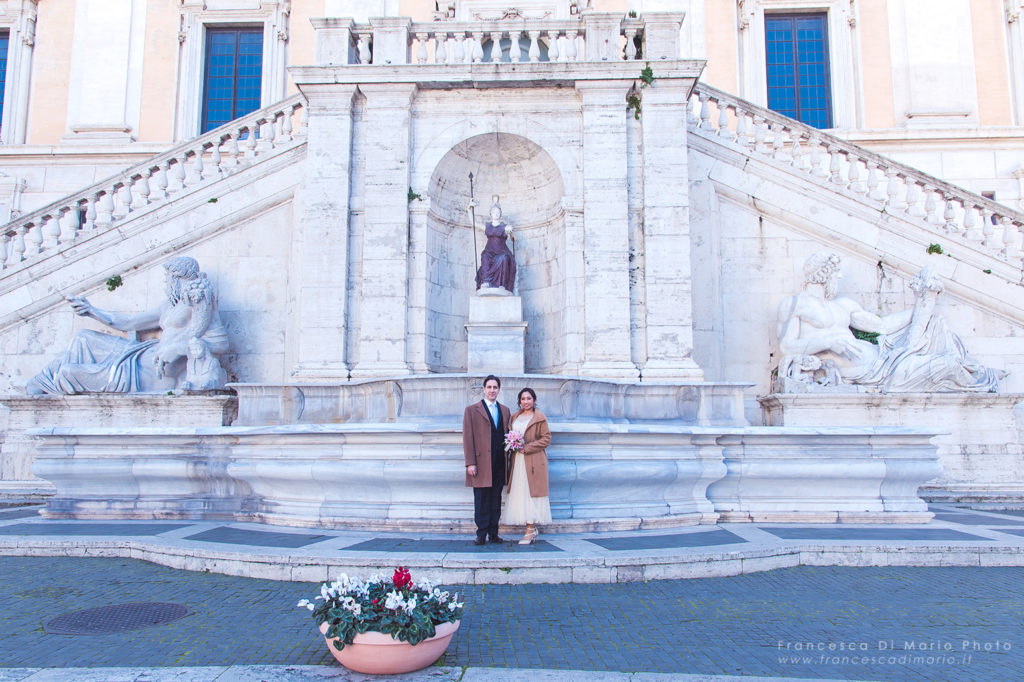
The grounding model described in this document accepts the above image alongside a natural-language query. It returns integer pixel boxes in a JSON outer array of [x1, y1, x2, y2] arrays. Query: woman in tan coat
[[503, 387, 552, 544]]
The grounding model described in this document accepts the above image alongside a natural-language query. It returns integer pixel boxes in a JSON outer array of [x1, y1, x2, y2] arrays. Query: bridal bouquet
[[504, 430, 524, 454]]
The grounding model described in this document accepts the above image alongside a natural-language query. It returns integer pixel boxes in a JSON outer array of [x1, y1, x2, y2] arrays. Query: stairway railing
[[690, 83, 1024, 269], [0, 94, 306, 271]]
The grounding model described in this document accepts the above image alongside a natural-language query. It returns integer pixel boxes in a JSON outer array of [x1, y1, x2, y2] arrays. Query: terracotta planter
[[318, 620, 460, 675]]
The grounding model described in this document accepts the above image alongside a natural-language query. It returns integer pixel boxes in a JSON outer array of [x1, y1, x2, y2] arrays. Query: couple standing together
[[463, 375, 552, 545]]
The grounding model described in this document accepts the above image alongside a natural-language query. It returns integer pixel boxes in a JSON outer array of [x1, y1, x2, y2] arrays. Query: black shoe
[[488, 535, 505, 544], [474, 536, 487, 545]]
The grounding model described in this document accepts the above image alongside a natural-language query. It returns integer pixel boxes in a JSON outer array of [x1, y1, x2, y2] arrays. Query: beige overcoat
[[463, 400, 511, 487], [506, 409, 551, 498]]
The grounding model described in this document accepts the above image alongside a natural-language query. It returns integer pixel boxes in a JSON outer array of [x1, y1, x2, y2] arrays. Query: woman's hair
[[517, 387, 537, 407]]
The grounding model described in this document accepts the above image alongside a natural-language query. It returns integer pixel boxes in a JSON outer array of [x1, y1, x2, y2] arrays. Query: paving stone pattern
[[1, 557, 1022, 681]]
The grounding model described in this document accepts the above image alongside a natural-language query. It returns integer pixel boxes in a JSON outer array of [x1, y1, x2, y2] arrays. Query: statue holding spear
[[467, 175, 516, 293]]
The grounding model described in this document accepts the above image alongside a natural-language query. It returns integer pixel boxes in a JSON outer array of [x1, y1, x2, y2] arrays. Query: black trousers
[[473, 477, 503, 538]]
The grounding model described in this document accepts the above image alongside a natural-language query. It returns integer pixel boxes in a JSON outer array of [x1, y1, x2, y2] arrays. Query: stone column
[[576, 81, 639, 380], [406, 198, 430, 373], [640, 78, 704, 380], [350, 83, 417, 379], [288, 84, 358, 380]]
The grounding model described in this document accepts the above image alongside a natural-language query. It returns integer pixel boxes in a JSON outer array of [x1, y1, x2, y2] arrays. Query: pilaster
[[576, 80, 639, 380], [288, 84, 358, 380], [640, 79, 703, 380], [350, 83, 417, 379]]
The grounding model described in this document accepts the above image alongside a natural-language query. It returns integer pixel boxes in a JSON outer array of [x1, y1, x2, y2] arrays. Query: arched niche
[[425, 133, 567, 373]]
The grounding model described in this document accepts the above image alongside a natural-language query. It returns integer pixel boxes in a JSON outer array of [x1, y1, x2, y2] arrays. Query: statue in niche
[[470, 194, 516, 294], [27, 256, 230, 395], [775, 252, 1003, 393]]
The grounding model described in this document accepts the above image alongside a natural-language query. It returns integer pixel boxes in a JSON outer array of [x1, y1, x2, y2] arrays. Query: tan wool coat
[[506, 409, 551, 498], [463, 400, 511, 488]]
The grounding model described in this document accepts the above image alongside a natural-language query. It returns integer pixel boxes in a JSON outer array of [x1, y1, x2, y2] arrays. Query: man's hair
[[483, 374, 501, 388]]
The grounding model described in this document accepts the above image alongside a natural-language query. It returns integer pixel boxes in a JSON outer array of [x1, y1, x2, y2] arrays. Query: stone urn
[[319, 620, 460, 674]]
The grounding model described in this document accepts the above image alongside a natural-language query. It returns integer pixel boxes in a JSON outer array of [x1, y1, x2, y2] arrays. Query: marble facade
[[1, 8, 1023, 519]]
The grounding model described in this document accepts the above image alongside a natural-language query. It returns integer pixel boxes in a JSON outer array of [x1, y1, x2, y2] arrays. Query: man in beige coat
[[463, 375, 511, 545]]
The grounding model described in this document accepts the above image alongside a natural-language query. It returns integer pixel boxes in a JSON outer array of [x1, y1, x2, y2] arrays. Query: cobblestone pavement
[[1, 556, 1021, 681]]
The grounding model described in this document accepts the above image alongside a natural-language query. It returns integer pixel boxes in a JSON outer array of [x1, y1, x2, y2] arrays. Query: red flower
[[371, 598, 378, 604], [392, 566, 412, 590]]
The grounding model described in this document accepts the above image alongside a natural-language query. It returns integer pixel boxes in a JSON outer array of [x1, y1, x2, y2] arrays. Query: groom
[[463, 374, 511, 545]]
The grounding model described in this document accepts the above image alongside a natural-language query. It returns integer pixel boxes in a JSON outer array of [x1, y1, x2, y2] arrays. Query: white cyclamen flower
[[384, 591, 405, 611]]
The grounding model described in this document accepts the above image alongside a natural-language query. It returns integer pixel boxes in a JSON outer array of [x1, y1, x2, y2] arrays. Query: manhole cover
[[45, 602, 190, 635]]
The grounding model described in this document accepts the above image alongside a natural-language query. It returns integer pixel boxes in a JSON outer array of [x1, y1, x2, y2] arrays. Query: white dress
[[502, 413, 552, 525]]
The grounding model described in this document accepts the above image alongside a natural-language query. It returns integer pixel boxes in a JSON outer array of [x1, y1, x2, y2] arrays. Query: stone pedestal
[[465, 292, 527, 375]]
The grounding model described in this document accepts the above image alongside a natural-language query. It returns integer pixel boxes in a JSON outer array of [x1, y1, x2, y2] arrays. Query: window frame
[[764, 12, 834, 128], [175, 3, 290, 141], [0, 1, 36, 145], [200, 25, 265, 134], [737, 0, 861, 129]]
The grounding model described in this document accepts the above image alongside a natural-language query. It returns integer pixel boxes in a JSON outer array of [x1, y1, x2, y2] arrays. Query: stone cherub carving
[[775, 252, 1003, 393], [27, 256, 230, 394]]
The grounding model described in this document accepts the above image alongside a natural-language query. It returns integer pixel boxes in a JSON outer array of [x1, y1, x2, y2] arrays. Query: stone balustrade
[[314, 14, 652, 66], [690, 83, 1024, 269], [0, 95, 306, 273]]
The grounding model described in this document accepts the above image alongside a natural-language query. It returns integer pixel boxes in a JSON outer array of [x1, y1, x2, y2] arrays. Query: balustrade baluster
[[41, 215, 59, 250], [790, 134, 806, 170], [848, 157, 865, 194], [717, 104, 735, 140], [59, 208, 79, 243], [943, 201, 960, 234], [623, 28, 637, 60], [113, 184, 131, 218], [210, 140, 224, 177], [885, 168, 903, 211], [772, 127, 785, 160], [95, 191, 114, 225], [27, 222, 42, 256], [549, 31, 560, 61], [685, 96, 696, 125], [282, 111, 294, 142], [698, 92, 712, 130], [964, 205, 982, 242], [83, 196, 97, 231], [152, 163, 169, 200], [131, 172, 150, 209], [472, 32, 484, 62], [528, 31, 540, 62], [508, 30, 522, 62], [905, 181, 924, 217], [188, 150, 204, 184], [864, 162, 881, 201], [416, 32, 429, 63], [246, 127, 258, 157], [809, 139, 827, 178], [13, 225, 27, 262], [735, 110, 752, 147], [167, 158, 186, 192], [256, 121, 274, 152], [435, 34, 448, 63], [565, 29, 578, 61], [982, 209, 999, 248], [923, 188, 939, 225], [489, 31, 502, 63], [753, 116, 767, 154], [454, 33, 466, 63], [0, 232, 8, 269], [828, 147, 844, 185]]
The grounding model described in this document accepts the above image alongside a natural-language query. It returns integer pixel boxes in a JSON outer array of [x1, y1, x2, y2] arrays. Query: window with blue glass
[[765, 14, 832, 129], [201, 27, 263, 133], [0, 32, 9, 134]]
